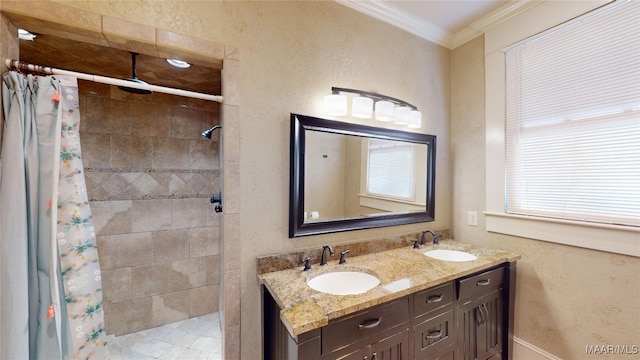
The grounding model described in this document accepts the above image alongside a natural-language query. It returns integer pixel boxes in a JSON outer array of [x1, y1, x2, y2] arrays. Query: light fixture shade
[[408, 110, 422, 128], [351, 97, 373, 118], [324, 94, 347, 116], [375, 100, 395, 121], [394, 106, 411, 125]]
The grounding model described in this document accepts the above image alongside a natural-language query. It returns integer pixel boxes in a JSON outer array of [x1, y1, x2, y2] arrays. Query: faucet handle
[[301, 257, 312, 271], [412, 239, 421, 249], [339, 250, 350, 264]]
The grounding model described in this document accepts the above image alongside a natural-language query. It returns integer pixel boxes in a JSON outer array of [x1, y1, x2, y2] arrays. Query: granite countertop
[[258, 239, 521, 338]]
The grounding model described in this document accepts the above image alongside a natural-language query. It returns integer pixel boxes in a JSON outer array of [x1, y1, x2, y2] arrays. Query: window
[[484, 0, 639, 256], [366, 138, 416, 201], [504, 0, 640, 227]]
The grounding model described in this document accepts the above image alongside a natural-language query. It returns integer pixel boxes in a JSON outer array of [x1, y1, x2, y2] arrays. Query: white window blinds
[[504, 0, 640, 227], [367, 139, 416, 200]]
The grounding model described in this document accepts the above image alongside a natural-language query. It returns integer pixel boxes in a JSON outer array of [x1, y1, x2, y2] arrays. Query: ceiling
[[17, 1, 524, 95], [19, 34, 221, 95]]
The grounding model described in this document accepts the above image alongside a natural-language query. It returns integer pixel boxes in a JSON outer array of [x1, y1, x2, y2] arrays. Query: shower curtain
[[0, 72, 108, 359]]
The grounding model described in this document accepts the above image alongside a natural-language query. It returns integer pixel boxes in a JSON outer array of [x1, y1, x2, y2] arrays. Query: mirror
[[289, 113, 436, 237]]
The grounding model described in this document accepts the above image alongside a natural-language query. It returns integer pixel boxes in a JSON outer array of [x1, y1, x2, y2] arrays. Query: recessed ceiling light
[[18, 29, 36, 41], [166, 59, 191, 69]]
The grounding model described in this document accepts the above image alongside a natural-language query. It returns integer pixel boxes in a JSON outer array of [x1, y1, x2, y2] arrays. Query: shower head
[[118, 52, 153, 95], [202, 125, 222, 139]]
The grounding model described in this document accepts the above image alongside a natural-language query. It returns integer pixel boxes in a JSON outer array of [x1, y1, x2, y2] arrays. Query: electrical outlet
[[468, 211, 478, 226]]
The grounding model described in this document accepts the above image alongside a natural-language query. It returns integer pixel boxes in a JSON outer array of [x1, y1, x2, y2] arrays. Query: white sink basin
[[424, 249, 478, 262], [307, 271, 380, 295]]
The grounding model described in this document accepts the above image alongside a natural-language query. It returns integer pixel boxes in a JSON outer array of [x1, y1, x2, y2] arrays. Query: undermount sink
[[307, 271, 380, 295], [424, 249, 478, 262]]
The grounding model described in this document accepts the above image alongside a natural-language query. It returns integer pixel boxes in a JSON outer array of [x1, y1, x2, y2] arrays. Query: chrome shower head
[[202, 125, 222, 139]]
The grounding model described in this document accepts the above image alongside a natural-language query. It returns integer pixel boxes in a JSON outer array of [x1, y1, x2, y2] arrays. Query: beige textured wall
[[75, 80, 222, 335], [452, 36, 640, 359], [30, 1, 451, 358]]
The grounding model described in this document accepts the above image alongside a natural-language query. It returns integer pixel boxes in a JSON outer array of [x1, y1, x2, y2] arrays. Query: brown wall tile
[[111, 232, 152, 268], [81, 133, 111, 168], [131, 199, 172, 232], [102, 267, 132, 303], [131, 102, 171, 137], [84, 97, 131, 135], [189, 285, 219, 317], [111, 135, 152, 168], [189, 227, 219, 257], [90, 200, 132, 236], [105, 297, 152, 336], [151, 291, 190, 327], [131, 263, 190, 298], [152, 229, 189, 263], [171, 107, 210, 140], [151, 137, 189, 170], [189, 139, 219, 170], [171, 198, 208, 229]]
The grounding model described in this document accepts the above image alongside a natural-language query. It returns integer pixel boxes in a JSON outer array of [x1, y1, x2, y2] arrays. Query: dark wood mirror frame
[[289, 113, 436, 237]]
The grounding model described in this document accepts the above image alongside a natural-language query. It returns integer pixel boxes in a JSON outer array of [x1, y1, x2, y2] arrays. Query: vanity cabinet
[[456, 267, 505, 360], [263, 262, 516, 360]]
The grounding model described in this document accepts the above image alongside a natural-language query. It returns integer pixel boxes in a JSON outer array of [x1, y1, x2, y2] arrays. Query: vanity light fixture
[[324, 87, 422, 129], [166, 59, 191, 69], [18, 29, 36, 41]]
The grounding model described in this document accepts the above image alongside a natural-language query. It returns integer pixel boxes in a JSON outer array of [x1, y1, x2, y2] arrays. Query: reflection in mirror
[[290, 113, 436, 237]]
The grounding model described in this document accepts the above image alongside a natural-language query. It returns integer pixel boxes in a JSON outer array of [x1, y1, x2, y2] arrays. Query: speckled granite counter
[[258, 239, 520, 338]]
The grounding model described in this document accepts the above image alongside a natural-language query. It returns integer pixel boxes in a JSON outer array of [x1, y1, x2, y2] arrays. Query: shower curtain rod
[[4, 59, 223, 103]]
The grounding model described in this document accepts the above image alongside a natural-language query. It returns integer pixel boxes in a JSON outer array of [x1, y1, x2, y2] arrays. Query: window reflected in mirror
[[290, 113, 436, 237]]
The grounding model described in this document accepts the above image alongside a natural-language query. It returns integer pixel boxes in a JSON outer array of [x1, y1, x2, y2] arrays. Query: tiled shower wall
[[77, 80, 221, 336]]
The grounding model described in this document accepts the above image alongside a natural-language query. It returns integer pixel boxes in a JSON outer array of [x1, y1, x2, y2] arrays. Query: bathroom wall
[[7, 1, 451, 358], [451, 35, 640, 359], [77, 80, 222, 335]]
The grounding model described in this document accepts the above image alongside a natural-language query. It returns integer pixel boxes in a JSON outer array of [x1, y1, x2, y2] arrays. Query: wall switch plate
[[468, 211, 478, 226]]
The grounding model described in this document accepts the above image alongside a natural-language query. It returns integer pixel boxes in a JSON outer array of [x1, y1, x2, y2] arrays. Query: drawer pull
[[476, 279, 491, 286], [426, 330, 443, 339], [426, 294, 444, 303], [358, 317, 382, 329]]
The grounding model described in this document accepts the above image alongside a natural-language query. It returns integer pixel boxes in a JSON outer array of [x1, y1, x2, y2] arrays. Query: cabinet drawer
[[414, 281, 454, 319], [414, 308, 455, 359], [458, 267, 504, 300], [321, 298, 409, 355]]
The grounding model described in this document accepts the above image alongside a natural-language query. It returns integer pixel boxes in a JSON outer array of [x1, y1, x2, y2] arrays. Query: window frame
[[484, 0, 639, 257]]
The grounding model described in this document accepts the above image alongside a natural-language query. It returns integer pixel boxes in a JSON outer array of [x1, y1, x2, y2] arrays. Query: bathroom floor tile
[[107, 312, 222, 359]]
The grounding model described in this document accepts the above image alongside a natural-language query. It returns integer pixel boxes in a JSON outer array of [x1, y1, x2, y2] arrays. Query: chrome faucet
[[420, 230, 440, 246], [320, 245, 334, 266]]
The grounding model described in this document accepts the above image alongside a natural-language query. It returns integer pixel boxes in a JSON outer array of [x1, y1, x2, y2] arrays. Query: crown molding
[[336, 0, 454, 48], [336, 0, 545, 50], [452, 0, 545, 48]]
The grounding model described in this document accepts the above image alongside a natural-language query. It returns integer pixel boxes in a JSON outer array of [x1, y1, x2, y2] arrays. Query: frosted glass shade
[[393, 106, 410, 125], [408, 110, 422, 128], [375, 100, 395, 121], [351, 97, 373, 118], [324, 94, 347, 116]]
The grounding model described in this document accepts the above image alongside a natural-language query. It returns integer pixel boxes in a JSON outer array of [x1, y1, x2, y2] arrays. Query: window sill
[[359, 194, 425, 213], [485, 211, 639, 257]]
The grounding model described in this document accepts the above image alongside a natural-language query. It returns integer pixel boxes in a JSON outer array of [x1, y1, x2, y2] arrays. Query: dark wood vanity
[[263, 261, 516, 360]]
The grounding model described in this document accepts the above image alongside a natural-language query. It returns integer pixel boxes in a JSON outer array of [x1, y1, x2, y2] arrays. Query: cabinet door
[[370, 329, 409, 360], [477, 290, 502, 360], [456, 298, 480, 360]]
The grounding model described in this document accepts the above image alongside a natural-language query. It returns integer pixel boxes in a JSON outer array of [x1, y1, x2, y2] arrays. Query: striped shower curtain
[[0, 72, 108, 359]]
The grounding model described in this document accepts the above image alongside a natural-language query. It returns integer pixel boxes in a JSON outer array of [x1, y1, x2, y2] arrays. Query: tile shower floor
[[106, 312, 222, 359]]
